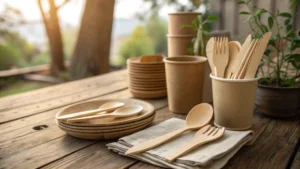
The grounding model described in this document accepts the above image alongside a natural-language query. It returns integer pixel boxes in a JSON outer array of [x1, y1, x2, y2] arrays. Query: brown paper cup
[[164, 56, 207, 114], [167, 34, 195, 57], [210, 74, 260, 130], [168, 12, 201, 35]]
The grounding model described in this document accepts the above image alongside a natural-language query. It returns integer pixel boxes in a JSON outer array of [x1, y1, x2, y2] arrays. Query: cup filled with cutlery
[[207, 32, 272, 130]]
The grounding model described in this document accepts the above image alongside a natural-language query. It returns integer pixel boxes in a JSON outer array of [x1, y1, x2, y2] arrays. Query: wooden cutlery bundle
[[125, 103, 225, 162], [207, 32, 272, 79]]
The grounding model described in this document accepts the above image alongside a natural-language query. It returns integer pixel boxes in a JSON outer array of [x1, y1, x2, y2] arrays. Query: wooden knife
[[244, 32, 272, 79]]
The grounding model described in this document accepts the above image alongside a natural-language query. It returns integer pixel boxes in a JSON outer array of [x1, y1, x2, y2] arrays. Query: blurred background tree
[[118, 26, 154, 65]]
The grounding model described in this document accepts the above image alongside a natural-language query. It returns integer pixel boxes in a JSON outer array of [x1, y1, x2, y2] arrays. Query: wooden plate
[[130, 89, 167, 99], [56, 99, 154, 126], [129, 76, 166, 81], [127, 57, 164, 65], [129, 81, 166, 88], [128, 67, 165, 74], [128, 72, 166, 78], [128, 66, 165, 72], [59, 122, 151, 140], [57, 115, 154, 133], [56, 113, 155, 130], [129, 85, 166, 91]]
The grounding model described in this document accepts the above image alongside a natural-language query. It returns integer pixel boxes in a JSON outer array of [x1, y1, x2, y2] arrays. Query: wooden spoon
[[224, 41, 241, 78], [125, 103, 213, 155], [56, 102, 125, 120], [165, 125, 225, 162], [140, 55, 164, 63], [67, 105, 143, 123], [206, 37, 215, 75]]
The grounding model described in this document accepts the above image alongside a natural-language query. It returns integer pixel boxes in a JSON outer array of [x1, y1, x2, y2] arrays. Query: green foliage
[[118, 26, 154, 65], [182, 14, 218, 56], [0, 43, 20, 70], [238, 0, 300, 87], [145, 18, 168, 55]]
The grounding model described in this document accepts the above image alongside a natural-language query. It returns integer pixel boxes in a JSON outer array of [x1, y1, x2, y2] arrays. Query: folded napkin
[[107, 118, 253, 169]]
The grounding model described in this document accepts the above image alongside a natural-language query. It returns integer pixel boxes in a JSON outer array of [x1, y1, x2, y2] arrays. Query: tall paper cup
[[168, 12, 201, 35], [164, 56, 207, 114], [210, 74, 260, 130]]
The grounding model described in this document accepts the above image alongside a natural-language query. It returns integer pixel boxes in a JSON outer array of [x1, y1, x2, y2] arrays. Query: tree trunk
[[70, 0, 115, 79], [37, 0, 65, 76]]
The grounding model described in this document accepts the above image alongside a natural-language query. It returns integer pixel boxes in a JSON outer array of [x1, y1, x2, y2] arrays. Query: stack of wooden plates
[[127, 55, 167, 99], [56, 99, 155, 140]]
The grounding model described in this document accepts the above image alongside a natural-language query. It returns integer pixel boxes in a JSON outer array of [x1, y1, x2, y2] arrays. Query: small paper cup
[[167, 34, 195, 57], [165, 56, 207, 114], [210, 74, 260, 130]]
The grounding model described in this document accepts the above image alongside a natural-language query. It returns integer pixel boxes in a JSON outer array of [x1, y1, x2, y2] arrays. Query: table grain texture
[[0, 69, 299, 169]]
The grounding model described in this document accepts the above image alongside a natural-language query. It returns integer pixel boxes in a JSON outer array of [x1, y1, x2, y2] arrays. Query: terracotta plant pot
[[255, 85, 300, 117], [168, 12, 201, 35], [164, 56, 207, 114], [167, 34, 195, 57], [211, 75, 260, 130]]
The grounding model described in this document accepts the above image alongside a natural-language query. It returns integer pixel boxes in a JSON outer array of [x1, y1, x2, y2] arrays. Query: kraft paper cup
[[164, 56, 207, 114], [168, 12, 201, 35], [167, 34, 195, 57], [210, 74, 260, 130]]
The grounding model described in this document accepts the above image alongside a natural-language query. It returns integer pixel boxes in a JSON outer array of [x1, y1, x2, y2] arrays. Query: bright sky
[[0, 0, 166, 26], [0, 0, 198, 26]]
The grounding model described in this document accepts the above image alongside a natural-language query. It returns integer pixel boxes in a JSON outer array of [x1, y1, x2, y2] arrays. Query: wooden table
[[0, 69, 299, 169]]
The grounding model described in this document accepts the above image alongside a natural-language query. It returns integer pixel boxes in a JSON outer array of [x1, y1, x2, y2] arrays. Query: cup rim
[[164, 56, 207, 64], [210, 74, 260, 82]]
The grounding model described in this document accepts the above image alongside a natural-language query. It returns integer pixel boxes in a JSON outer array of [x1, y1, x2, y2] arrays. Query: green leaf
[[264, 49, 271, 56], [255, 8, 267, 16], [237, 1, 246, 4], [291, 61, 300, 69], [261, 24, 269, 33], [180, 24, 193, 29], [268, 17, 274, 29], [192, 19, 198, 28], [246, 15, 254, 21], [289, 54, 300, 61], [278, 12, 292, 17], [284, 19, 291, 25], [290, 0, 298, 9], [240, 11, 250, 15], [205, 15, 219, 23], [202, 24, 212, 32], [286, 24, 293, 32]]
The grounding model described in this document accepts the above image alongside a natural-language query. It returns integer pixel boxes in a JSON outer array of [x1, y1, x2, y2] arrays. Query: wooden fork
[[165, 125, 225, 162], [213, 37, 229, 78]]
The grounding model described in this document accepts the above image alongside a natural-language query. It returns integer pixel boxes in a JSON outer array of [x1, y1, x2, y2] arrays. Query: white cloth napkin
[[107, 118, 253, 169]]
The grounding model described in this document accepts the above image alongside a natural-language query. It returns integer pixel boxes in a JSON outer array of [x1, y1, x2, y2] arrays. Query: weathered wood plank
[[291, 143, 300, 169], [0, 90, 168, 155], [0, 69, 127, 112], [0, 90, 168, 169], [0, 64, 49, 78], [38, 107, 181, 169], [129, 162, 162, 169], [0, 73, 128, 123], [224, 118, 300, 169]]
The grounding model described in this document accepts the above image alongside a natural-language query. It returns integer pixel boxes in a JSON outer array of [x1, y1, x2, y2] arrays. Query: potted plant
[[181, 15, 219, 102], [237, 0, 300, 117]]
